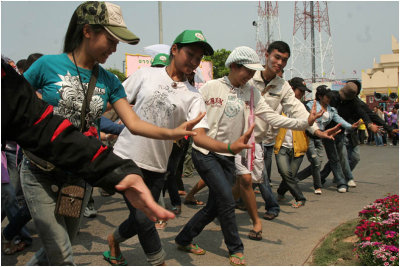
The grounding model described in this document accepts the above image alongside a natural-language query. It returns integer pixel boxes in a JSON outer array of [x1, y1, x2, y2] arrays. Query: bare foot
[[107, 233, 125, 265], [252, 221, 262, 233], [229, 252, 245, 265]]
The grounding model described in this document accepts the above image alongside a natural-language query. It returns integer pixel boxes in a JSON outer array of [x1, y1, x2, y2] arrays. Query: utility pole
[[158, 1, 163, 43], [310, 2, 316, 83]]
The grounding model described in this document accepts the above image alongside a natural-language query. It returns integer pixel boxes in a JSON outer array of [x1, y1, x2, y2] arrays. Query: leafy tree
[[106, 68, 126, 83], [204, 48, 231, 79]]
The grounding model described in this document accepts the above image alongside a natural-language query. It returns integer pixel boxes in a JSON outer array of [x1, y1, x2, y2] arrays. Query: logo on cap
[[108, 5, 123, 25], [160, 56, 167, 62], [195, 33, 205, 41]]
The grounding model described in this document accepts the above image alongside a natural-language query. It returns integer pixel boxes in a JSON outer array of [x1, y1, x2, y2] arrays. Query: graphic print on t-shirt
[[140, 84, 177, 128], [53, 71, 105, 129], [224, 94, 242, 118]]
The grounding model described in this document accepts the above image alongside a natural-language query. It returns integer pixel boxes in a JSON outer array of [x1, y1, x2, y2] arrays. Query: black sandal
[[247, 230, 262, 241]]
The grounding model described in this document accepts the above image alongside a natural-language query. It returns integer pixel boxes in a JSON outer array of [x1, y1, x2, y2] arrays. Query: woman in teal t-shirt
[[20, 1, 203, 265]]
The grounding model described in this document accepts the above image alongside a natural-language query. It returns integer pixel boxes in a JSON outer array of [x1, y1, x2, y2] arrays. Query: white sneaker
[[83, 206, 97, 218], [314, 188, 322, 195], [337, 187, 347, 193], [347, 180, 357, 187]]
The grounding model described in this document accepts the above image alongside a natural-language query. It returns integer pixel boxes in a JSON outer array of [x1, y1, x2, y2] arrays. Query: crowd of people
[[2, 1, 399, 266]]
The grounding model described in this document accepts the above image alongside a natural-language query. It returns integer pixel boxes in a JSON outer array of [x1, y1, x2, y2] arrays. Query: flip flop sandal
[[177, 243, 206, 255], [155, 220, 167, 230], [247, 230, 262, 241], [184, 199, 205, 206], [291, 201, 305, 208], [103, 250, 127, 266], [2, 238, 18, 255], [15, 240, 27, 252], [229, 254, 246, 266]]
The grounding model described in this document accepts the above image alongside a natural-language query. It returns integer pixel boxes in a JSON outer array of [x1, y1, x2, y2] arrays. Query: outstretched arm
[[112, 98, 205, 140], [2, 60, 174, 221], [192, 125, 255, 155]]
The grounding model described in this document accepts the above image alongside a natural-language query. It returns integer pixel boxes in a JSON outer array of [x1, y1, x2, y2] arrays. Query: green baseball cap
[[173, 30, 214, 56], [75, 1, 140, 45], [151, 53, 170, 67]]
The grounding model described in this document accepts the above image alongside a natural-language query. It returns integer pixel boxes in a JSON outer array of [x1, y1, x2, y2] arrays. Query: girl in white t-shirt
[[105, 30, 254, 266]]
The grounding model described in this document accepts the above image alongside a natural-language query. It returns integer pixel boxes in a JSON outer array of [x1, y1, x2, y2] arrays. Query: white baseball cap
[[225, 46, 264, 71]]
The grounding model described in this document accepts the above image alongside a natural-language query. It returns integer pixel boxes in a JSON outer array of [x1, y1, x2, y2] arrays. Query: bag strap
[[80, 64, 99, 132]]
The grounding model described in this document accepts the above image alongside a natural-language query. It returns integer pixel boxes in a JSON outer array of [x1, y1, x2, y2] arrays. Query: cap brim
[[300, 86, 312, 92], [105, 25, 140, 45], [244, 63, 265, 71], [177, 41, 214, 56], [200, 42, 214, 56]]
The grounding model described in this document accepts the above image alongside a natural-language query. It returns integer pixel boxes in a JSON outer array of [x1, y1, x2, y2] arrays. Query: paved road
[[2, 145, 399, 266]]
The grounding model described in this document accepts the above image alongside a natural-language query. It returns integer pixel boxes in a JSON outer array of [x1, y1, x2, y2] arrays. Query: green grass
[[312, 218, 362, 266]]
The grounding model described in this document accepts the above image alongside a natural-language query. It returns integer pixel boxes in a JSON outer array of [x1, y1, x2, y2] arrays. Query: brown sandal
[[2, 237, 18, 255], [247, 230, 262, 241], [15, 240, 27, 252], [177, 243, 206, 255]]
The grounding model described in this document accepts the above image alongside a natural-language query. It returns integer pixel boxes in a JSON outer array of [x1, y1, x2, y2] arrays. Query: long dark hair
[[315, 85, 332, 101], [63, 11, 103, 53]]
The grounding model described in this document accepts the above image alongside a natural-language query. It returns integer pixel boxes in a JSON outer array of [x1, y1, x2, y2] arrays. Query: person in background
[[387, 105, 398, 145], [372, 106, 384, 146], [320, 81, 396, 186], [296, 85, 358, 195], [273, 77, 312, 208], [357, 119, 366, 144], [16, 59, 26, 74], [1, 54, 44, 255], [23, 53, 44, 99], [378, 106, 388, 145], [318, 81, 379, 189]]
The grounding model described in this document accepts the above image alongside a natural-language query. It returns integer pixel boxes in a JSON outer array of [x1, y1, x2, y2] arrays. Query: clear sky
[[2, 1, 399, 80]]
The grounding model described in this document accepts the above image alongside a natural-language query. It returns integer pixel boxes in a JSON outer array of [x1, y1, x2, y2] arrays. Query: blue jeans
[[374, 133, 383, 146], [297, 138, 324, 189], [254, 145, 279, 215], [1, 151, 32, 244], [20, 156, 91, 265], [261, 144, 274, 183], [2, 202, 32, 242], [321, 134, 351, 188], [115, 168, 166, 265], [175, 150, 243, 255], [275, 147, 306, 202], [163, 143, 184, 207], [345, 135, 361, 171]]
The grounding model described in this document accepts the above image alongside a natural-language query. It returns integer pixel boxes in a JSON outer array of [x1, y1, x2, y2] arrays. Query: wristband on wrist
[[227, 143, 235, 155]]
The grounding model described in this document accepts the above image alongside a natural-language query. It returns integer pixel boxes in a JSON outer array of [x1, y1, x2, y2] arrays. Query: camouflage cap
[[75, 1, 139, 45], [151, 53, 170, 67]]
